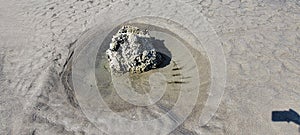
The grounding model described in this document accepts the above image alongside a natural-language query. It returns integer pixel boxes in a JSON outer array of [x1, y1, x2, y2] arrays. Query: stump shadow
[[150, 37, 172, 69]]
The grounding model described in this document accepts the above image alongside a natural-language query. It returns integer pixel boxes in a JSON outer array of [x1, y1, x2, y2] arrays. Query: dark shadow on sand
[[272, 109, 300, 125]]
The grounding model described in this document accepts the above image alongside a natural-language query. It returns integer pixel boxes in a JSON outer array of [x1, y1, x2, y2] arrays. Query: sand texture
[[0, 0, 299, 135]]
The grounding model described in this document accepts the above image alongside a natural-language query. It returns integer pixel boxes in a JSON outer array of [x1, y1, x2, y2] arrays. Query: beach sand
[[0, 0, 299, 134]]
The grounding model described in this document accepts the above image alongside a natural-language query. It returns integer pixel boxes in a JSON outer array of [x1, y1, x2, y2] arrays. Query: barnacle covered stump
[[106, 25, 163, 73]]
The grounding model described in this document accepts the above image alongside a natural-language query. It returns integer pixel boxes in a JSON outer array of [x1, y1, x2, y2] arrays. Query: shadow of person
[[150, 37, 172, 69], [272, 109, 300, 125]]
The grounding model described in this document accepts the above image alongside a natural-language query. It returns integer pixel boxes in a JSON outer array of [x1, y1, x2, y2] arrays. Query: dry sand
[[0, 0, 299, 134]]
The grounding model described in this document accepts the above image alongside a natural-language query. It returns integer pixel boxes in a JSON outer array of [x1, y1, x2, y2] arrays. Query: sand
[[0, 0, 299, 134]]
